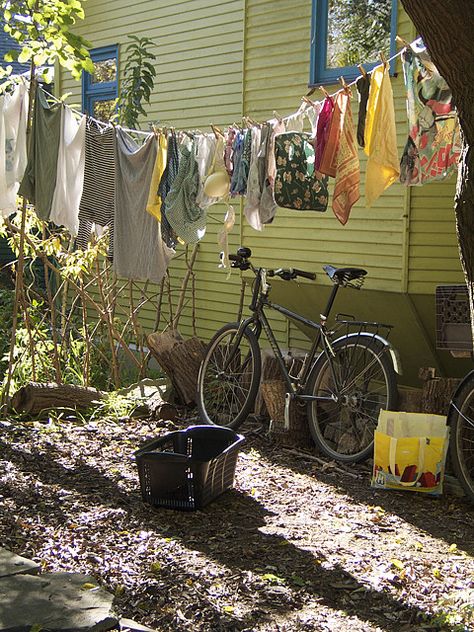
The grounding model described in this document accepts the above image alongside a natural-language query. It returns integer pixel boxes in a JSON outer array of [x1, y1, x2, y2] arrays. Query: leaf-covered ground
[[0, 416, 473, 631]]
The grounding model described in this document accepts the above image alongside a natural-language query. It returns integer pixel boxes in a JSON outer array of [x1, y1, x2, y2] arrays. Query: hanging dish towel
[[364, 65, 400, 207], [165, 140, 207, 244], [50, 108, 86, 236], [274, 132, 329, 212], [146, 132, 168, 221], [332, 91, 360, 225]]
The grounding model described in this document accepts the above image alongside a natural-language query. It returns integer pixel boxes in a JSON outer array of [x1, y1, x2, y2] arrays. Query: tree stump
[[147, 330, 206, 406], [10, 382, 106, 415]]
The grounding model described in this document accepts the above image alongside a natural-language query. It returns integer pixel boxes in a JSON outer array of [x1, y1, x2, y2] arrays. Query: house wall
[[58, 0, 466, 384]]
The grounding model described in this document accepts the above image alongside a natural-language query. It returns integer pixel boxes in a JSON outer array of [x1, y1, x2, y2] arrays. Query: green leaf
[[18, 47, 32, 64]]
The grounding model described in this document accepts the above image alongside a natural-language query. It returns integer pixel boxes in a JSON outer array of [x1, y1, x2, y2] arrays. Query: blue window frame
[[310, 0, 398, 86], [82, 44, 119, 120]]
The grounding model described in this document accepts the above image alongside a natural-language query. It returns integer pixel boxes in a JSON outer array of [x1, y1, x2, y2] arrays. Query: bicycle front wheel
[[306, 334, 398, 463], [197, 322, 261, 429], [447, 371, 474, 503]]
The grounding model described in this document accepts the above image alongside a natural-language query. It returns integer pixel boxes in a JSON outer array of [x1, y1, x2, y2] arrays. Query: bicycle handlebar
[[226, 250, 315, 281]]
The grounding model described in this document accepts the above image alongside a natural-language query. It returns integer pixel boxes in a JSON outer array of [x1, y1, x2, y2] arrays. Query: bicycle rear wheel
[[306, 334, 398, 463], [197, 322, 261, 429], [447, 371, 474, 503]]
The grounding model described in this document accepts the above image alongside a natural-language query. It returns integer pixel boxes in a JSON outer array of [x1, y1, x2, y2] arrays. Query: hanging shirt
[[76, 120, 116, 255], [19, 86, 62, 221], [400, 41, 460, 185], [146, 132, 168, 221], [164, 139, 206, 244], [0, 82, 29, 216], [195, 133, 218, 209], [243, 126, 263, 231], [364, 65, 399, 207], [332, 91, 360, 225], [356, 75, 371, 148], [113, 128, 174, 283], [50, 108, 86, 236], [314, 96, 334, 172]]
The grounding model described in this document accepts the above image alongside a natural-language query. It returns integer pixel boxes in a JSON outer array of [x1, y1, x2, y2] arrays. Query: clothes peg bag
[[273, 132, 329, 212]]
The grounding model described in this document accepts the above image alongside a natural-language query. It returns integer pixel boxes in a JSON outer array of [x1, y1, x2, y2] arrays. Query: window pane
[[91, 58, 117, 83], [326, 0, 392, 68], [92, 99, 116, 122]]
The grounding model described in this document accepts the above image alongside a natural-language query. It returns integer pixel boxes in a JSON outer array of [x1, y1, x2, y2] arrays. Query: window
[[82, 44, 118, 121], [310, 0, 398, 85]]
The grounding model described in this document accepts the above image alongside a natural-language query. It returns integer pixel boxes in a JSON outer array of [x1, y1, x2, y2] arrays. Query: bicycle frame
[[225, 267, 342, 401]]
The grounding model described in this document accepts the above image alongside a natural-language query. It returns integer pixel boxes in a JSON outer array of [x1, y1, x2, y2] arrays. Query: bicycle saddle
[[323, 265, 367, 288]]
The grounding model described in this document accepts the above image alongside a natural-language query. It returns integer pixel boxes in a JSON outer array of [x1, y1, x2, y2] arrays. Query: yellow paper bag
[[371, 410, 449, 495]]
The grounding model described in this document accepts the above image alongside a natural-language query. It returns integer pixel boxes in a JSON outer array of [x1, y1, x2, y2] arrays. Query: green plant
[[116, 35, 157, 129]]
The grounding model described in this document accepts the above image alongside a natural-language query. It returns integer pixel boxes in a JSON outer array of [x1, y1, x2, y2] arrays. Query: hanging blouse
[[332, 91, 360, 225], [19, 86, 62, 221], [50, 108, 86, 236], [164, 139, 206, 244], [400, 42, 460, 185], [114, 128, 174, 283], [0, 82, 29, 216], [364, 65, 399, 207]]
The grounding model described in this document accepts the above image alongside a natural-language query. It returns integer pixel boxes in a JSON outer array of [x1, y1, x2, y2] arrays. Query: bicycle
[[447, 370, 474, 502], [196, 247, 401, 463]]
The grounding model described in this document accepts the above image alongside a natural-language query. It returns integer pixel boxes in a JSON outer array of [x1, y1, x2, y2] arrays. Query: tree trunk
[[401, 1, 474, 339]]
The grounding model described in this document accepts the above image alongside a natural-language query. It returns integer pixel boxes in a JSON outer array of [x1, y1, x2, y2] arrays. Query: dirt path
[[0, 417, 473, 631]]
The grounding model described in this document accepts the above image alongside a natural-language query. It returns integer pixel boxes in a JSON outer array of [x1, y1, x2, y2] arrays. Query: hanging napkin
[[364, 65, 399, 207], [332, 91, 360, 225]]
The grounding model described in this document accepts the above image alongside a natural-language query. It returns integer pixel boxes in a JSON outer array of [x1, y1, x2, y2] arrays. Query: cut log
[[10, 382, 106, 415], [147, 330, 206, 406], [421, 377, 460, 415]]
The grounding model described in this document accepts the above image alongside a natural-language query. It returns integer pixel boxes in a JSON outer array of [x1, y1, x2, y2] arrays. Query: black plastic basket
[[134, 425, 245, 510], [435, 284, 472, 354]]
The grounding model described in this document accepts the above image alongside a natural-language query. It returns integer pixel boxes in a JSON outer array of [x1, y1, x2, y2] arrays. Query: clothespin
[[338, 76, 351, 95], [396, 35, 411, 50], [151, 123, 159, 138], [301, 95, 315, 107], [319, 85, 330, 99], [306, 86, 316, 98], [210, 124, 223, 138], [273, 110, 283, 124], [379, 50, 388, 69], [357, 64, 367, 78]]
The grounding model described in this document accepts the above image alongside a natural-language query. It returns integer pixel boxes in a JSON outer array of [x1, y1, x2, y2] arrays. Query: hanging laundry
[[50, 108, 86, 236], [165, 138, 206, 244], [364, 64, 399, 207], [259, 118, 285, 224], [285, 103, 307, 133], [314, 96, 334, 172], [224, 127, 236, 177], [158, 130, 180, 249], [230, 130, 248, 196], [202, 134, 230, 200], [400, 40, 460, 185], [76, 120, 116, 255], [0, 82, 29, 216], [332, 91, 360, 225], [19, 86, 62, 221], [195, 133, 218, 208], [113, 128, 174, 283], [217, 205, 236, 275], [146, 132, 168, 221], [305, 101, 322, 138], [356, 74, 371, 148], [319, 96, 343, 178], [273, 132, 329, 212], [243, 125, 263, 231]]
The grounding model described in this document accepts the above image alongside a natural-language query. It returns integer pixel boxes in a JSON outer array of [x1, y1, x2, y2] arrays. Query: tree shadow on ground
[[253, 434, 474, 558], [0, 438, 461, 632]]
